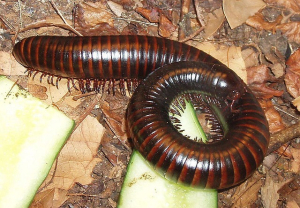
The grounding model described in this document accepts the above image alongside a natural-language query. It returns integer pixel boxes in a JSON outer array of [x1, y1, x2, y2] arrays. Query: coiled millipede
[[12, 35, 270, 189]]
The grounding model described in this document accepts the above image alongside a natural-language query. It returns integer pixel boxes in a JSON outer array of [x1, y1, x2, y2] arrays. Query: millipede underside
[[27, 69, 142, 95], [169, 92, 227, 143]]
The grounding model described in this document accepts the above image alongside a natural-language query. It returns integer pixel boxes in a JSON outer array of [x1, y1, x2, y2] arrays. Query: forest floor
[[0, 0, 300, 207]]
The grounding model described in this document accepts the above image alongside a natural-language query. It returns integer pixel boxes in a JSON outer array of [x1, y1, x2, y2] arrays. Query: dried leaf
[[135, 7, 159, 23], [285, 69, 300, 98], [241, 47, 260, 68], [292, 96, 300, 111], [286, 200, 300, 208], [247, 65, 277, 84], [203, 8, 225, 38], [261, 174, 280, 208], [74, 2, 118, 35], [223, 0, 266, 29], [231, 172, 262, 207], [107, 1, 126, 17], [247, 65, 283, 99], [265, 0, 300, 13], [286, 48, 300, 75], [277, 22, 300, 44], [278, 175, 300, 206], [250, 83, 284, 99], [30, 189, 68, 208], [0, 51, 26, 76], [259, 99, 285, 133], [31, 116, 105, 207], [77, 2, 113, 27], [246, 13, 282, 31], [28, 77, 69, 105], [195, 42, 247, 83], [158, 14, 176, 38], [290, 147, 300, 173], [27, 84, 48, 100]]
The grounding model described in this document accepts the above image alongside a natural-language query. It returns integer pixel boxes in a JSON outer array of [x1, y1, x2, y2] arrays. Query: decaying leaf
[[277, 22, 300, 44], [28, 77, 69, 105], [290, 147, 300, 173], [195, 42, 247, 83], [230, 172, 262, 207], [107, 1, 126, 17], [247, 12, 300, 44], [74, 1, 118, 35], [265, 0, 300, 13], [292, 96, 300, 111], [31, 115, 105, 207], [203, 8, 225, 38], [158, 14, 176, 37], [246, 13, 282, 31], [247, 65, 277, 84], [285, 49, 300, 102], [27, 84, 48, 100], [136, 7, 160, 23], [286, 48, 300, 75], [259, 99, 285, 133], [278, 175, 300, 206], [76, 2, 113, 27], [135, 7, 175, 37], [0, 51, 26, 76], [261, 174, 281, 208], [286, 69, 300, 100], [223, 0, 266, 29], [247, 65, 283, 99]]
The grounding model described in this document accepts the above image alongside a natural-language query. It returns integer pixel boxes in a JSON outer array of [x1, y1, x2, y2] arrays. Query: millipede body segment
[[12, 35, 270, 189]]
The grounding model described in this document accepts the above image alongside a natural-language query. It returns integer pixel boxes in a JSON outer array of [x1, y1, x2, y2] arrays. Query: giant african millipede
[[12, 35, 270, 189]]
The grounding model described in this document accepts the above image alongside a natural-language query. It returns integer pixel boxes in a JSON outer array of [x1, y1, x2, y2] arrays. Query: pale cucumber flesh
[[0, 76, 75, 208], [118, 150, 218, 208]]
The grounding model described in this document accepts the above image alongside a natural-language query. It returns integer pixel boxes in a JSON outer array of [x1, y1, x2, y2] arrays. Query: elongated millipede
[[12, 35, 222, 93], [12, 35, 269, 189]]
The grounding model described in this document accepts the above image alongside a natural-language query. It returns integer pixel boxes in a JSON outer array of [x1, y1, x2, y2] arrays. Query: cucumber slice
[[0, 76, 75, 208], [118, 150, 217, 208], [170, 99, 208, 142]]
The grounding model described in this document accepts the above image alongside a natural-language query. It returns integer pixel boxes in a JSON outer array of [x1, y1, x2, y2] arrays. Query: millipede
[[12, 35, 270, 189]]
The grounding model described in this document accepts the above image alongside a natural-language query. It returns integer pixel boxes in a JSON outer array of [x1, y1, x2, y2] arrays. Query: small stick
[[48, 0, 82, 36], [268, 121, 300, 155], [179, 26, 205, 42], [178, 0, 191, 41]]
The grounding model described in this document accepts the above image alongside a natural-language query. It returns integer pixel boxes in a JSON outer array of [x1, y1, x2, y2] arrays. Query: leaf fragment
[[223, 0, 266, 29]]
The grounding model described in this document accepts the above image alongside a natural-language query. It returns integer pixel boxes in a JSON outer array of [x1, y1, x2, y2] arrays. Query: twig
[[49, 0, 68, 25], [18, 0, 23, 28], [18, 19, 82, 36], [179, 26, 205, 42], [48, 0, 82, 36], [267, 121, 300, 155], [113, 17, 157, 26], [178, 0, 191, 40], [73, 93, 104, 131], [193, 0, 206, 27], [0, 14, 14, 30], [274, 106, 299, 120]]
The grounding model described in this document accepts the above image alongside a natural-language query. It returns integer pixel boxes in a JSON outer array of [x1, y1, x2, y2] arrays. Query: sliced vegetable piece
[[170, 99, 208, 142], [0, 76, 75, 208], [118, 150, 218, 208]]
